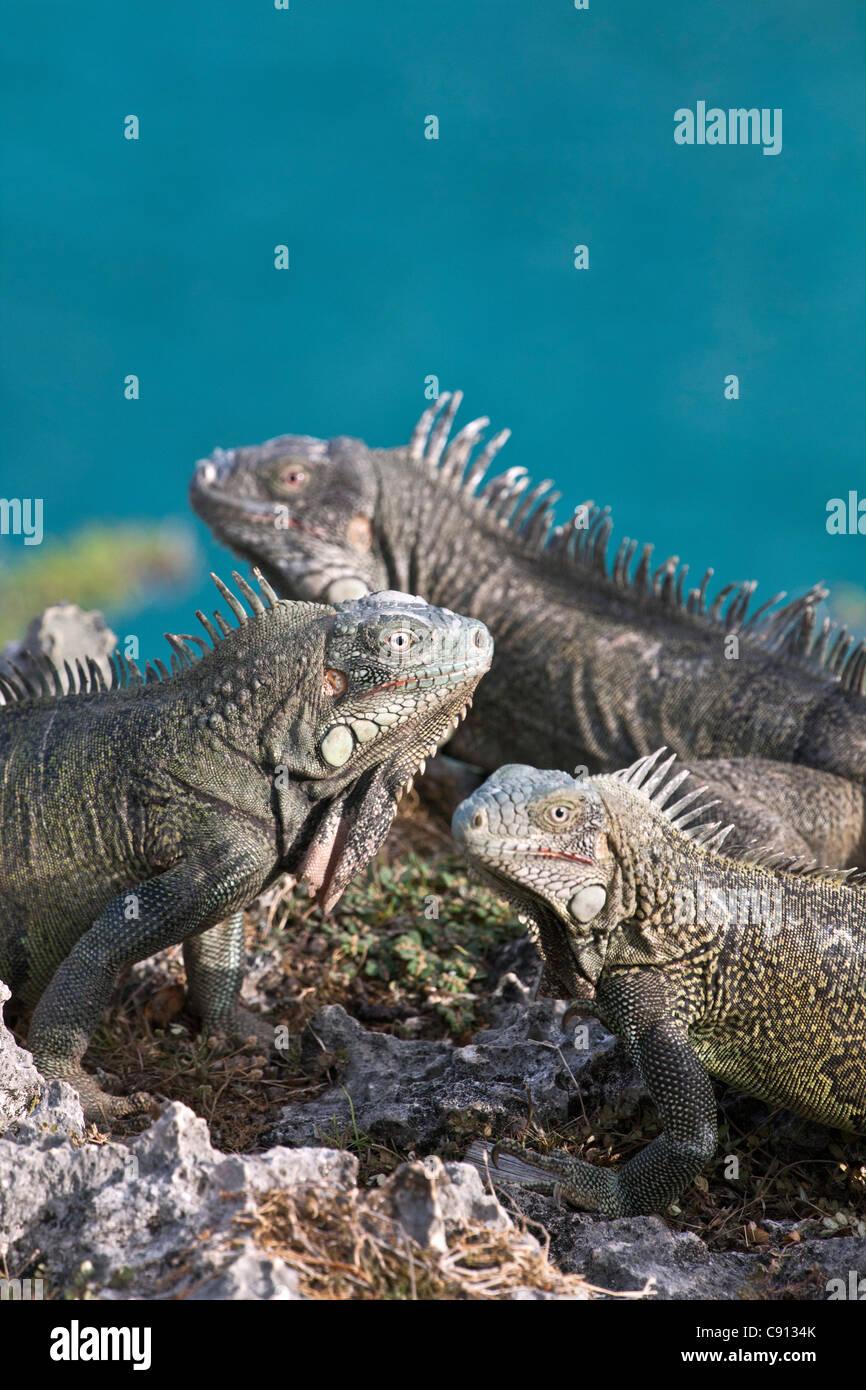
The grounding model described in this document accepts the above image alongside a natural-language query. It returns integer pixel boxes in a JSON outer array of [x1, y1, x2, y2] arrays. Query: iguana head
[[273, 587, 492, 910], [452, 765, 630, 991], [189, 392, 518, 607], [190, 431, 388, 604]]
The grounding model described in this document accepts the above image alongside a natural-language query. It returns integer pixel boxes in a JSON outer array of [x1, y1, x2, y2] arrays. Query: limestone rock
[[0, 982, 44, 1127]]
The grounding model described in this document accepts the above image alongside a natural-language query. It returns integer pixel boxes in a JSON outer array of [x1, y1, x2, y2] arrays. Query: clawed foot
[[465, 1139, 586, 1208], [202, 1007, 300, 1065], [83, 1088, 157, 1127], [46, 1065, 158, 1127]]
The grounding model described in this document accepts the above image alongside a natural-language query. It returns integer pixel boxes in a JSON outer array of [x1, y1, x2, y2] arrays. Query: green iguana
[[0, 571, 491, 1122], [188, 392, 866, 867], [451, 750, 866, 1216]]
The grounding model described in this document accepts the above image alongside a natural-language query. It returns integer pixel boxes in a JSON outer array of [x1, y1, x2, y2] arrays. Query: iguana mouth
[[192, 457, 333, 541], [504, 847, 594, 865], [365, 656, 492, 697], [471, 842, 594, 867], [197, 482, 332, 542], [298, 692, 480, 913]]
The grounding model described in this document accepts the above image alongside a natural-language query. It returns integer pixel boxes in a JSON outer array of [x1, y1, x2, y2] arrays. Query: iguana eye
[[388, 630, 414, 652], [324, 668, 347, 695], [547, 804, 573, 824], [282, 467, 307, 488]]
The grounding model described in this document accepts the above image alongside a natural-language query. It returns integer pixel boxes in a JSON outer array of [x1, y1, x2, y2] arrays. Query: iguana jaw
[[194, 478, 367, 600], [296, 677, 486, 912], [463, 857, 605, 992], [452, 767, 619, 987], [302, 656, 489, 799], [453, 844, 591, 931]]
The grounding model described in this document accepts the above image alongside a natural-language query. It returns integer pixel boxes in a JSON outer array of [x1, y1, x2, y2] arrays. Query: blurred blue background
[[1, 0, 864, 656]]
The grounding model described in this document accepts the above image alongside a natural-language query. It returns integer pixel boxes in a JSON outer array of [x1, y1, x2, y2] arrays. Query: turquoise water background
[[1, 1, 864, 656]]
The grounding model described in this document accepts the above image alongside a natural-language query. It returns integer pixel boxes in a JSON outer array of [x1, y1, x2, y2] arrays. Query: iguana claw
[[469, 1138, 585, 1204], [81, 1082, 157, 1128]]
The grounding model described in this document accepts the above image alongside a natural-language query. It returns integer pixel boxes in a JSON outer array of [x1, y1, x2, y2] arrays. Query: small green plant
[[280, 851, 522, 1037], [316, 1088, 373, 1159]]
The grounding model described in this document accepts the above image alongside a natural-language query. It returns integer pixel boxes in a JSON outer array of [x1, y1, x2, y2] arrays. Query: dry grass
[[240, 1184, 651, 1301]]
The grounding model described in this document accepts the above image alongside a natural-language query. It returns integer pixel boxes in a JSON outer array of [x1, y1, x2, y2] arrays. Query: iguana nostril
[[473, 627, 487, 648], [472, 809, 486, 829]]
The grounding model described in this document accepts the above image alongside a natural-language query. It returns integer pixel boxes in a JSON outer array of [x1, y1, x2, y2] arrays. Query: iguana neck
[[596, 780, 743, 963], [372, 447, 512, 608], [158, 609, 316, 763]]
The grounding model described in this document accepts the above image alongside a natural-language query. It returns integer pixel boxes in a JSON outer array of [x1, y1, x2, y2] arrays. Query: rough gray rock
[[0, 982, 44, 1126], [5, 923, 863, 1300], [780, 1237, 866, 1299], [0, 1098, 357, 1300], [1, 979, 555, 1300], [0, 1094, 556, 1300], [267, 938, 639, 1151], [480, 937, 646, 1113], [268, 999, 580, 1149], [383, 1155, 510, 1254], [367, 1155, 585, 1299], [511, 1200, 755, 1299], [10, 1078, 86, 1141], [496, 1188, 866, 1301]]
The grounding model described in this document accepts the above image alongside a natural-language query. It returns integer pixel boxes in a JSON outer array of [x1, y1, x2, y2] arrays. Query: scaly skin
[[0, 571, 491, 1123], [188, 391, 866, 868], [451, 752, 866, 1216]]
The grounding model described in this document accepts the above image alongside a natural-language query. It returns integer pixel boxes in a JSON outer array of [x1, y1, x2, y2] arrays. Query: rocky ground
[[2, 914, 865, 1301], [0, 976, 611, 1302]]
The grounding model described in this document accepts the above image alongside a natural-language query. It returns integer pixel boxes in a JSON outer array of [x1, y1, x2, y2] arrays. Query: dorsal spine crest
[[408, 394, 865, 695], [0, 569, 281, 709]]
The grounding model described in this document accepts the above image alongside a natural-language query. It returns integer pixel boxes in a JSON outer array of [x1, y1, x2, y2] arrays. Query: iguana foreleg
[[183, 911, 279, 1052], [28, 831, 272, 1123], [487, 972, 717, 1216]]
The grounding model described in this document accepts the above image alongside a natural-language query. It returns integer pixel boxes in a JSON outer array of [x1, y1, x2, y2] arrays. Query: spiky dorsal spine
[[611, 747, 733, 850], [0, 569, 280, 708], [407, 394, 866, 696], [611, 747, 864, 885]]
